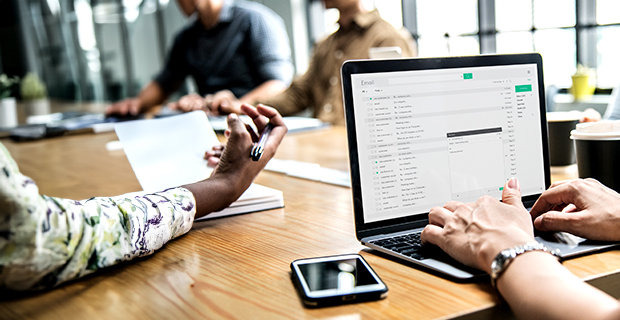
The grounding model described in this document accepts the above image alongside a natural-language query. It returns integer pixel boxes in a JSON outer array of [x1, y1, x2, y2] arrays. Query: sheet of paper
[[115, 111, 219, 192], [265, 158, 351, 187]]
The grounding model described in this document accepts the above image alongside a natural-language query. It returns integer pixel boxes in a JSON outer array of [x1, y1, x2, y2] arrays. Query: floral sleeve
[[0, 143, 197, 291]]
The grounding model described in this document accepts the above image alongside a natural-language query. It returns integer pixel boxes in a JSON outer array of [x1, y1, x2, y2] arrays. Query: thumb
[[502, 177, 524, 209], [226, 113, 245, 140]]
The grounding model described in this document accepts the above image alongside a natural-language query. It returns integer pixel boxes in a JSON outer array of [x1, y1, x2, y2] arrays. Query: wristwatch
[[490, 242, 561, 288]]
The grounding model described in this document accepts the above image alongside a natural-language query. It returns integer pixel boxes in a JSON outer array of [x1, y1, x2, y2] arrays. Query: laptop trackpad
[[536, 231, 618, 258]]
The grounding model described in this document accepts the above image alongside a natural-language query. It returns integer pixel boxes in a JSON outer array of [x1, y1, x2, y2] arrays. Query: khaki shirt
[[263, 10, 416, 125]]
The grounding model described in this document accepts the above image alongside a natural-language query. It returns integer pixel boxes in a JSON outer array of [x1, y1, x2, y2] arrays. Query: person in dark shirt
[[174, 0, 416, 125], [106, 0, 293, 116]]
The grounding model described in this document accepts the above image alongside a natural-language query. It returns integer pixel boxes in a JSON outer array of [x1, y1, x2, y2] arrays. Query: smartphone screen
[[291, 254, 387, 306], [297, 257, 378, 292]]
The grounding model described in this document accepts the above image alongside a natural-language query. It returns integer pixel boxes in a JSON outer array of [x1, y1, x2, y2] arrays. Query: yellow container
[[570, 74, 595, 101]]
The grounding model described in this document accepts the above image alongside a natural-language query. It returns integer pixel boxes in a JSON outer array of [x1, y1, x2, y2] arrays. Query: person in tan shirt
[[104, 0, 293, 117], [261, 0, 416, 125], [175, 0, 416, 125]]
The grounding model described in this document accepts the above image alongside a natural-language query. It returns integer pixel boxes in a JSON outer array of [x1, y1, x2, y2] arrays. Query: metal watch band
[[490, 242, 561, 288]]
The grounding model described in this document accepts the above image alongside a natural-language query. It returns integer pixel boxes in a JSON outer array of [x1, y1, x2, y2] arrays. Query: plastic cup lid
[[571, 120, 620, 140]]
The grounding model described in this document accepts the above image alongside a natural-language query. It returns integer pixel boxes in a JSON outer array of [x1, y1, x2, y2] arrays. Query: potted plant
[[21, 72, 50, 116], [0, 74, 19, 128]]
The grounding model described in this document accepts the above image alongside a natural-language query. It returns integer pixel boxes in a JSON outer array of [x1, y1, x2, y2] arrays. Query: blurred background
[[1, 0, 618, 105]]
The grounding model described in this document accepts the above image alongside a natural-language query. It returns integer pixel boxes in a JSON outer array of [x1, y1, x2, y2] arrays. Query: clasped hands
[[168, 90, 244, 115]]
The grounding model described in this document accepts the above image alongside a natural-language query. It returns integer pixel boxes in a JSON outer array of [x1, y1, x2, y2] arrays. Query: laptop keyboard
[[368, 232, 432, 260]]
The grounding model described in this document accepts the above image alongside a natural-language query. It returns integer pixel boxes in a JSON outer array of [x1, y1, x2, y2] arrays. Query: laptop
[[341, 53, 619, 280]]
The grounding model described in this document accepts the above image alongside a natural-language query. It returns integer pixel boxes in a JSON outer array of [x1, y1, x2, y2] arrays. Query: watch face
[[491, 260, 499, 273], [491, 259, 498, 268], [492, 250, 512, 273]]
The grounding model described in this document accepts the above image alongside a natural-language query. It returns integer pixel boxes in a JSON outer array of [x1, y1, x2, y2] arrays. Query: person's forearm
[[0, 186, 196, 290], [238, 80, 287, 105], [137, 82, 168, 111], [498, 252, 620, 320], [261, 79, 312, 116], [182, 174, 249, 220]]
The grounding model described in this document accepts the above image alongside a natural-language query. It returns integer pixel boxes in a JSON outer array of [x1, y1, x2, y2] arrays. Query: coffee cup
[[547, 112, 580, 166], [571, 121, 620, 192]]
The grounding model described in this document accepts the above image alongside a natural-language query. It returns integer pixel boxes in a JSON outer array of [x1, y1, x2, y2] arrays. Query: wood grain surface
[[1, 126, 619, 320]]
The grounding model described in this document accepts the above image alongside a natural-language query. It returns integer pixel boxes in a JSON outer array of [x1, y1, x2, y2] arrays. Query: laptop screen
[[344, 55, 549, 226]]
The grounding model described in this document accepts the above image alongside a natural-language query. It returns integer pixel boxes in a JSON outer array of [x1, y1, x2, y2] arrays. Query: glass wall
[[17, 0, 186, 102], [340, 0, 620, 89], [416, 0, 479, 57], [15, 0, 620, 103]]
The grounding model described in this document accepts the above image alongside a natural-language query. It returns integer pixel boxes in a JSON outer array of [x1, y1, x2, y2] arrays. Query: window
[[495, 0, 576, 87], [595, 0, 620, 88], [416, 0, 479, 57], [395, 0, 620, 89]]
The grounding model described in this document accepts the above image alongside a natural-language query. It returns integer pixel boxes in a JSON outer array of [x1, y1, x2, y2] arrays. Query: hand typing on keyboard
[[420, 177, 535, 273]]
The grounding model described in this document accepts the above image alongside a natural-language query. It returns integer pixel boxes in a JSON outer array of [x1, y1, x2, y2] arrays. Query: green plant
[[0, 74, 19, 99], [20, 73, 47, 100]]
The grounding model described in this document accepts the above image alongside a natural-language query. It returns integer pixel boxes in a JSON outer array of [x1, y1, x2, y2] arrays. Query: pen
[[251, 122, 274, 161]]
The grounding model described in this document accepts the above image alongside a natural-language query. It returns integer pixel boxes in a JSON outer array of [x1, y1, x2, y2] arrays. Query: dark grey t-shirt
[[155, 0, 293, 98]]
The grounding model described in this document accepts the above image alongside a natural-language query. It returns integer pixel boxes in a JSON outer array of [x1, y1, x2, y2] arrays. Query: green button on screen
[[463, 73, 473, 80], [515, 84, 532, 92]]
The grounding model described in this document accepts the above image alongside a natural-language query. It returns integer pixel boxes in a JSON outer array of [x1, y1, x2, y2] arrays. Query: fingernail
[[507, 177, 519, 190]]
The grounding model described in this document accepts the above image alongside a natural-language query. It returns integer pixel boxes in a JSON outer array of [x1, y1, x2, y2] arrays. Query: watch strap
[[490, 242, 561, 288]]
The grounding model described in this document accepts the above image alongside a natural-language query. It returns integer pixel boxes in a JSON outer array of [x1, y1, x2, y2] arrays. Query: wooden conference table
[[2, 126, 620, 320]]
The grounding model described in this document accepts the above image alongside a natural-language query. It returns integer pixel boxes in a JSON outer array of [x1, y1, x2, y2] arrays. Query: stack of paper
[[202, 184, 283, 220], [114, 111, 284, 220]]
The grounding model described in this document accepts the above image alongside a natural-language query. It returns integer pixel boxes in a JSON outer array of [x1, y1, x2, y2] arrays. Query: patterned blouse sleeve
[[0, 143, 197, 291]]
